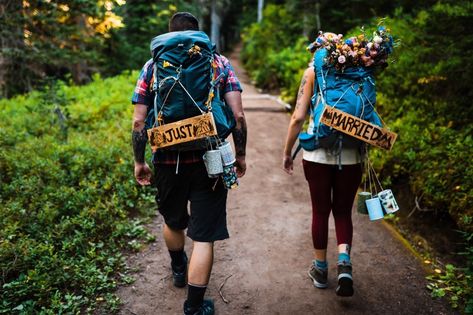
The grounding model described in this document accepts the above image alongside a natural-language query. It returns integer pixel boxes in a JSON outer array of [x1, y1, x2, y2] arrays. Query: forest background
[[0, 0, 472, 313]]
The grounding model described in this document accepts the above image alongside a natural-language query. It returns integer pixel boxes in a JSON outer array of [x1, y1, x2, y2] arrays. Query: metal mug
[[218, 141, 236, 166], [203, 150, 223, 178], [365, 197, 384, 221], [222, 164, 238, 189], [357, 191, 372, 215], [378, 189, 400, 214]]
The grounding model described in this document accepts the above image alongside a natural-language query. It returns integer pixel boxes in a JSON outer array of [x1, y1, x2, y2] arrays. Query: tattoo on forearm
[[233, 117, 247, 157], [295, 75, 308, 110], [132, 128, 148, 163], [297, 75, 307, 99]]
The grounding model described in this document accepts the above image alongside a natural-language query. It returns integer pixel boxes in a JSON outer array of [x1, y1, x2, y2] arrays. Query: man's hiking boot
[[308, 263, 328, 288], [336, 261, 354, 297], [171, 252, 188, 288], [183, 299, 215, 315]]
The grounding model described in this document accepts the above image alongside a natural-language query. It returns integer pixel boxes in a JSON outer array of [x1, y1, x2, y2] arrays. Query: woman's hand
[[283, 154, 294, 175]]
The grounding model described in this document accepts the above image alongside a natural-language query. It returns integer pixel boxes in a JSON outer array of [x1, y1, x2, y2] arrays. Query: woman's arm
[[283, 67, 315, 174]]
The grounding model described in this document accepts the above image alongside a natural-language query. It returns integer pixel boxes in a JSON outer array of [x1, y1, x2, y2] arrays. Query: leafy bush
[[0, 73, 155, 313], [427, 231, 473, 313], [241, 4, 307, 103], [371, 3, 473, 232]]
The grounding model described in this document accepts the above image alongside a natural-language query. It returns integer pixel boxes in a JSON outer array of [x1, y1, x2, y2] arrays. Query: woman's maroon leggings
[[302, 160, 362, 249]]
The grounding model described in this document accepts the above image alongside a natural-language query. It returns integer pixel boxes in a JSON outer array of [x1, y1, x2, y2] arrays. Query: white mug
[[378, 189, 400, 214], [218, 141, 236, 166], [203, 150, 223, 178]]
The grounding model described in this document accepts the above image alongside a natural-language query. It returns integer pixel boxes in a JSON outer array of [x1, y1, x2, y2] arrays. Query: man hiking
[[131, 12, 247, 315]]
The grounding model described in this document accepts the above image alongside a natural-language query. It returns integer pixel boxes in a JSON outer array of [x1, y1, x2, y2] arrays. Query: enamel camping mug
[[203, 150, 223, 178], [378, 189, 400, 214], [365, 197, 384, 221]]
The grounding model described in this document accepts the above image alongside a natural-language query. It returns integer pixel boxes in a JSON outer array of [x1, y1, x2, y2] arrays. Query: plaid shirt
[[132, 54, 242, 165]]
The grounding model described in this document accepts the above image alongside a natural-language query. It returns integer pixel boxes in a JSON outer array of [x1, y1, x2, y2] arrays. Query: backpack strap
[[152, 63, 160, 127], [205, 56, 225, 112]]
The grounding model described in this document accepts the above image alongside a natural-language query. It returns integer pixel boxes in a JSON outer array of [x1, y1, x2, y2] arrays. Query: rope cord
[[367, 157, 384, 194], [154, 78, 179, 126], [177, 81, 205, 114], [367, 156, 374, 195], [153, 64, 210, 127]]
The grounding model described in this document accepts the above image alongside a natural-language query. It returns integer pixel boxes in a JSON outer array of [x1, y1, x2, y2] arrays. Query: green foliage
[[372, 3, 473, 232], [427, 231, 473, 313], [108, 0, 198, 74], [0, 0, 125, 96], [241, 4, 307, 103], [0, 72, 155, 313]]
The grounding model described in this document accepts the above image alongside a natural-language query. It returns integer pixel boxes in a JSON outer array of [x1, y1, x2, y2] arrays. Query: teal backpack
[[298, 48, 383, 155], [149, 30, 235, 150]]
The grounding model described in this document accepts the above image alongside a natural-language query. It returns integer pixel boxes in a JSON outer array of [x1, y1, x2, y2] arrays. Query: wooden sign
[[320, 106, 398, 150], [147, 112, 217, 151]]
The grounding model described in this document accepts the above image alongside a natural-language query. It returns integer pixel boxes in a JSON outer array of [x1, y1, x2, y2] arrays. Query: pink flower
[[361, 55, 374, 66], [338, 55, 346, 64]]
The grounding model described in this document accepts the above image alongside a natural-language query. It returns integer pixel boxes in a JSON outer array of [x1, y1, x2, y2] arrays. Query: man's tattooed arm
[[232, 116, 247, 157], [132, 127, 148, 164], [132, 104, 149, 164]]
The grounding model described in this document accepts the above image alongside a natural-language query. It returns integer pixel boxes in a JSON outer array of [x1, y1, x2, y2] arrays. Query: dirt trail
[[118, 49, 452, 315]]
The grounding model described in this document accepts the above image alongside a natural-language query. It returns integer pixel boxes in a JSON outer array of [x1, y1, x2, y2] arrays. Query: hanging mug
[[218, 141, 236, 166], [357, 192, 371, 215], [365, 197, 384, 221], [222, 164, 239, 189], [378, 189, 400, 214], [203, 150, 223, 178]]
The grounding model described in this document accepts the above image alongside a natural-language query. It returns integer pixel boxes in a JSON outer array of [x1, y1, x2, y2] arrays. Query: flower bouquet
[[307, 24, 395, 71]]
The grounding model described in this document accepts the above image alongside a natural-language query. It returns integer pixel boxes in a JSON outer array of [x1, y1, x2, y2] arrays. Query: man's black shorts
[[154, 162, 229, 242]]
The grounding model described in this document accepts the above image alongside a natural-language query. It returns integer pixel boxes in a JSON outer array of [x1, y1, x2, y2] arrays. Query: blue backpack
[[299, 48, 383, 154], [148, 31, 236, 150]]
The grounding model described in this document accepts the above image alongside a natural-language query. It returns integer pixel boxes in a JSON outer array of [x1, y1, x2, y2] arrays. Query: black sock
[[187, 284, 207, 310], [169, 249, 185, 268]]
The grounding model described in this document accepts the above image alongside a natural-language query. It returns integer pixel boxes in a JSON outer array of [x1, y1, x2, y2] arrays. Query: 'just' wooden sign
[[320, 106, 397, 150], [148, 112, 217, 151]]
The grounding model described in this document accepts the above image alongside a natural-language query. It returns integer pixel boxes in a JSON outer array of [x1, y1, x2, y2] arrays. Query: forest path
[[117, 47, 451, 315]]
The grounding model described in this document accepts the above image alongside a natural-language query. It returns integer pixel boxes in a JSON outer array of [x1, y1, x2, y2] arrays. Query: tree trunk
[[71, 13, 90, 85], [0, 0, 25, 97], [210, 0, 222, 52], [257, 0, 264, 23], [315, 1, 321, 32]]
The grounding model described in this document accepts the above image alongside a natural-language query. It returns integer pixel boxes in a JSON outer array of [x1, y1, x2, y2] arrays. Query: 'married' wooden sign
[[320, 106, 398, 150], [148, 113, 217, 151]]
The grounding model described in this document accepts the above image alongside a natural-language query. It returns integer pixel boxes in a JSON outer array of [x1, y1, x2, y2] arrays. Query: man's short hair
[[169, 12, 199, 32]]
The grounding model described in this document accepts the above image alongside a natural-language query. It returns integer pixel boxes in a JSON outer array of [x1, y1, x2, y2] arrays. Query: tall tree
[[257, 0, 264, 22], [210, 0, 222, 52], [0, 0, 125, 97], [0, 0, 29, 97]]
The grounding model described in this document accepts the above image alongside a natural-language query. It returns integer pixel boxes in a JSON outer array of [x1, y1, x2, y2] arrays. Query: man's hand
[[235, 156, 246, 178], [283, 154, 294, 175], [134, 162, 152, 186]]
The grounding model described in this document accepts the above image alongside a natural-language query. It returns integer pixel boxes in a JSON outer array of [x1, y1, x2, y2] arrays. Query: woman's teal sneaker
[[308, 263, 328, 288]]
